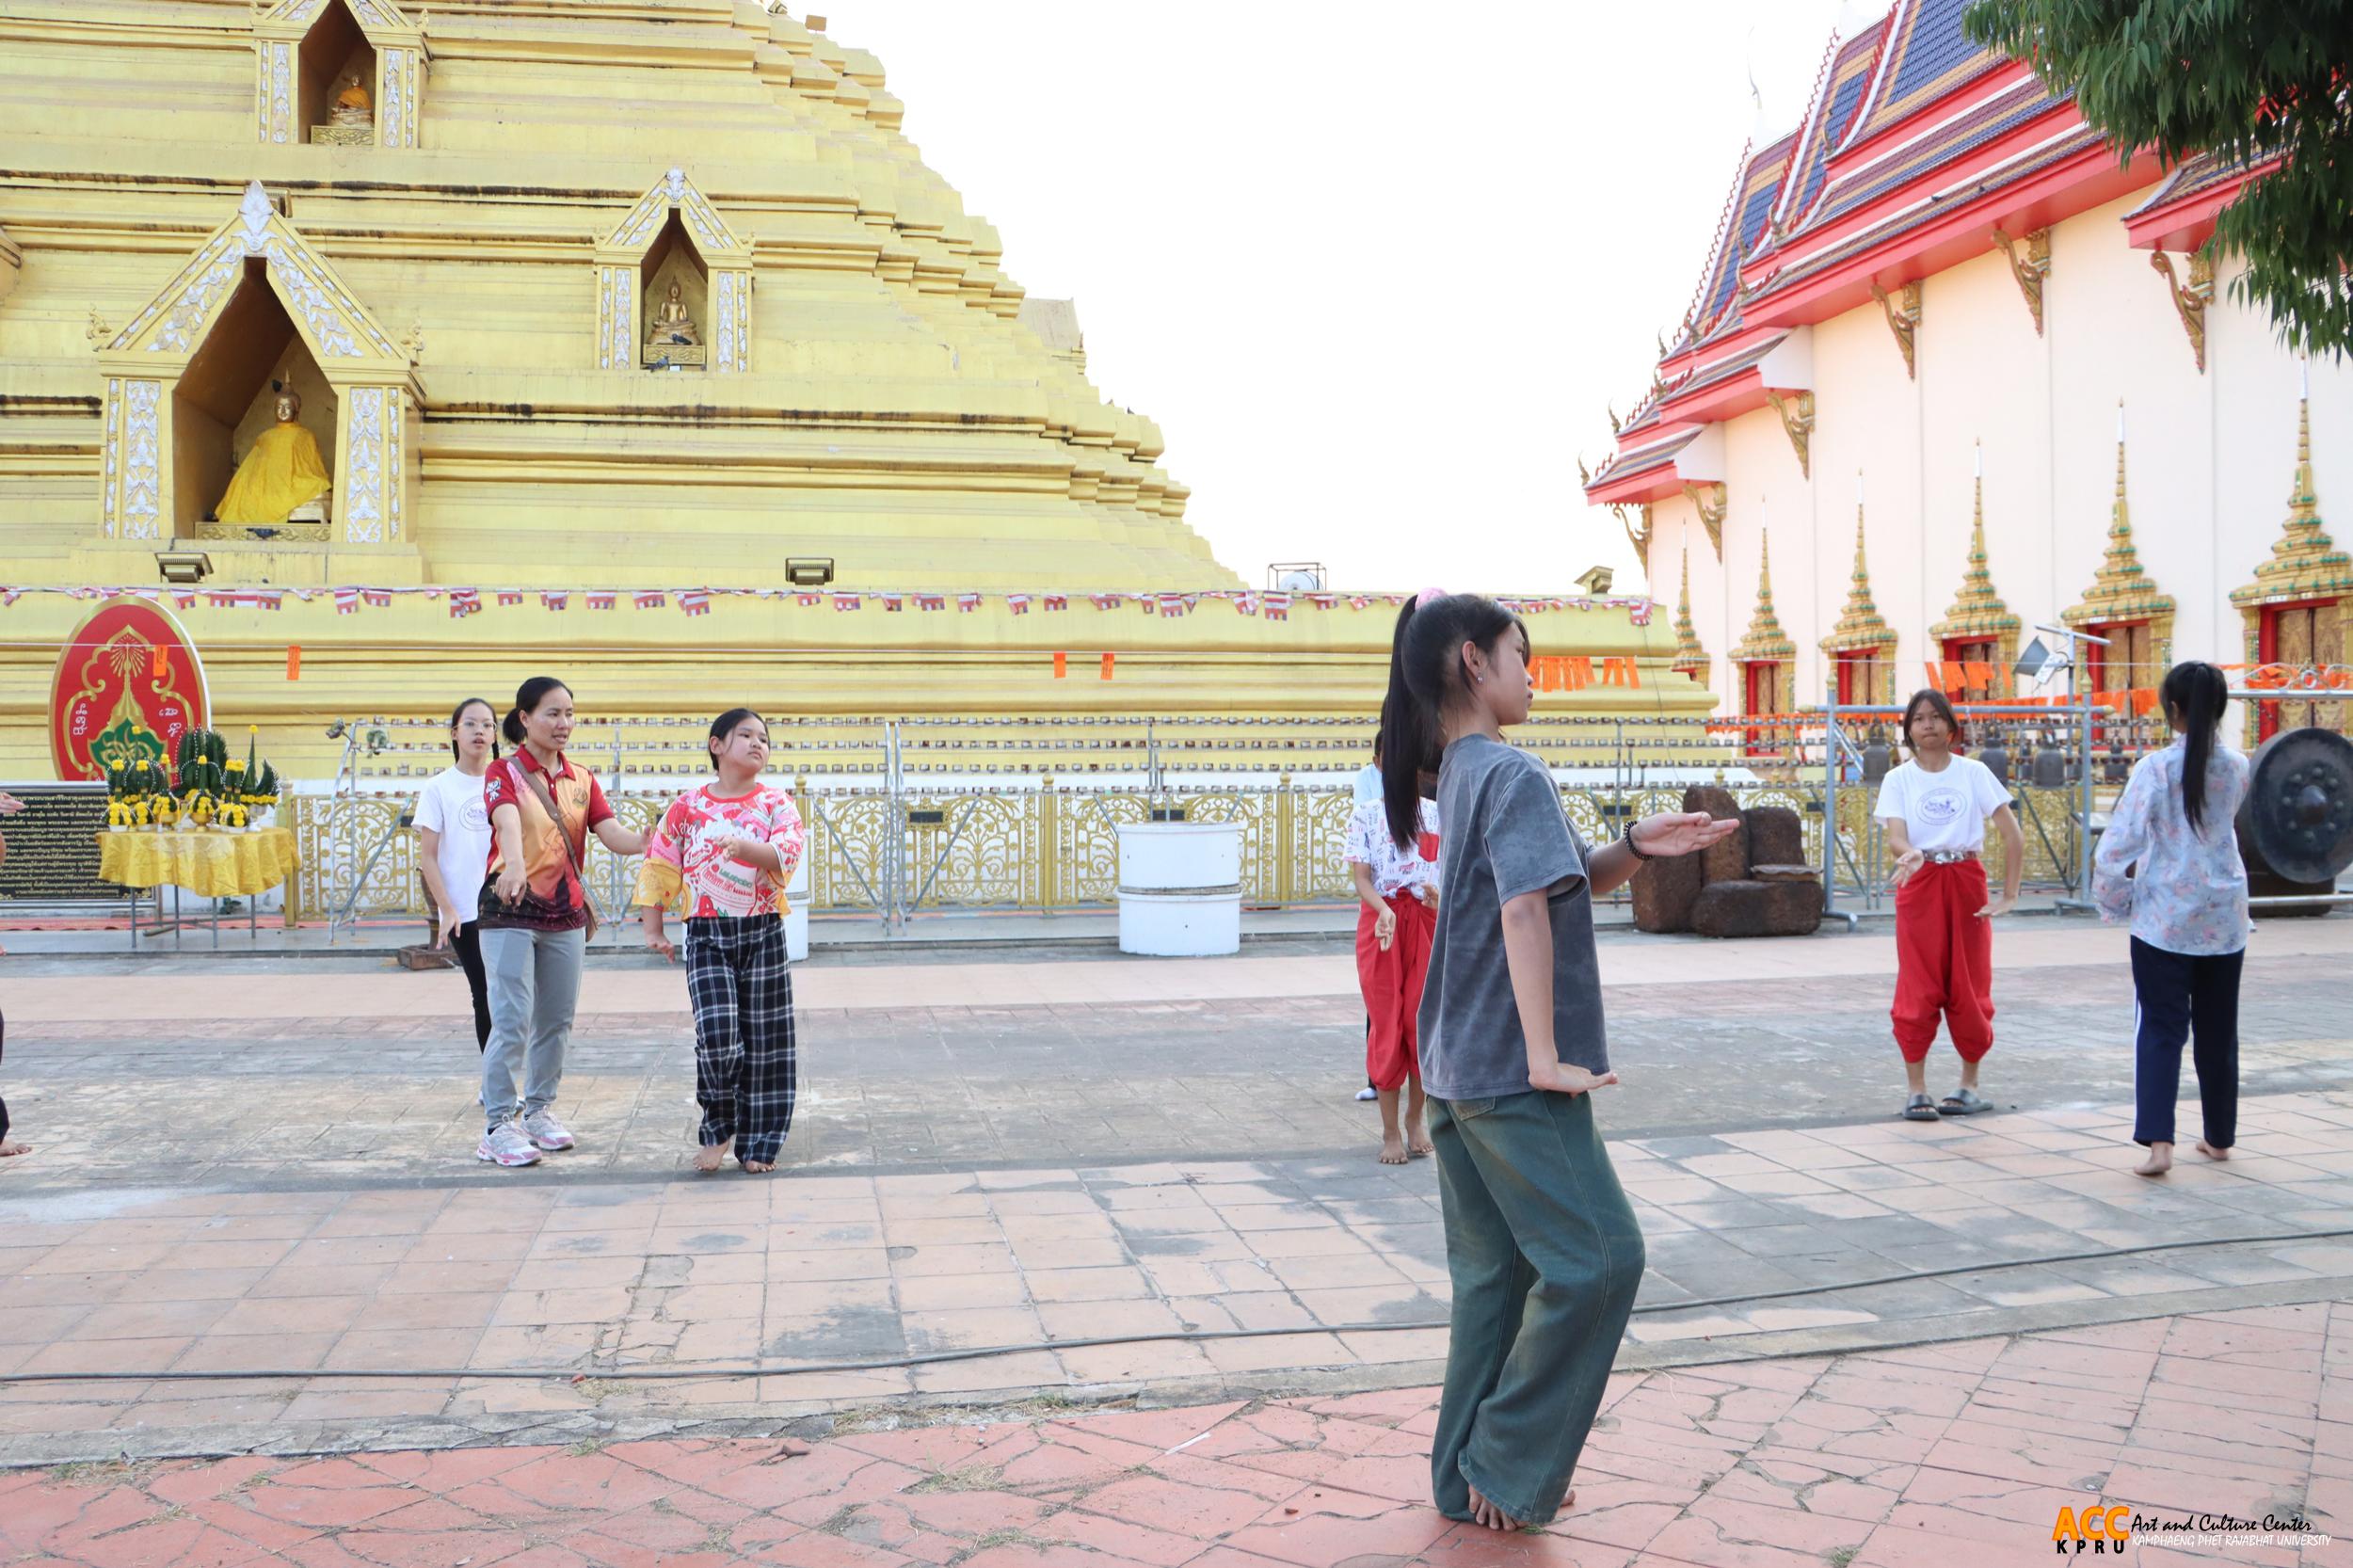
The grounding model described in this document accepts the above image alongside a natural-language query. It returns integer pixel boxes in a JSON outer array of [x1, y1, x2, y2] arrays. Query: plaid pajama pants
[[684, 914, 797, 1165]]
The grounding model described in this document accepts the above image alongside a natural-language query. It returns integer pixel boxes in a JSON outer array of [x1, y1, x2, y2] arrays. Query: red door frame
[[2258, 598, 2341, 741]]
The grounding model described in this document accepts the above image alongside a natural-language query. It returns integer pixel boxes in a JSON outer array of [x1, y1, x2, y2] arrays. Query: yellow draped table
[[96, 826, 298, 949]]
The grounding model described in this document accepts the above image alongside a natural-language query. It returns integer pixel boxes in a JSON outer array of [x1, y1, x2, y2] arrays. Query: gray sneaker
[[521, 1110, 576, 1151], [476, 1122, 540, 1166]]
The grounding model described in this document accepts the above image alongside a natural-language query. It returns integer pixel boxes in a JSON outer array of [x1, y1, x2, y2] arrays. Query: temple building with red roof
[[1583, 0, 2346, 741]]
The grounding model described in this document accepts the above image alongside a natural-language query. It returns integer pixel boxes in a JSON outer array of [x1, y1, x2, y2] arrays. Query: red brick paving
[[6, 1302, 2347, 1566]]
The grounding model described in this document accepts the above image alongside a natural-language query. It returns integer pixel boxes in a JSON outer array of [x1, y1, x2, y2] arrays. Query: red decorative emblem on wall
[[48, 597, 210, 781]]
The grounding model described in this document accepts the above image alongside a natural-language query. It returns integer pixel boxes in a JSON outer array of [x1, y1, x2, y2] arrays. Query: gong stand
[[2229, 688, 2353, 910]]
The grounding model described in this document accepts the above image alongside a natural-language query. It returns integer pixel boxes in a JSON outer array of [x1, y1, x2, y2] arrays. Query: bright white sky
[[832, 1, 1869, 597]]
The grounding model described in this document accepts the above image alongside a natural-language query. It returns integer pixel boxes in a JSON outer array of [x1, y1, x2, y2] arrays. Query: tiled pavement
[[6, 925, 2353, 1181], [5, 1089, 2352, 1470], [4, 1305, 2347, 1567]]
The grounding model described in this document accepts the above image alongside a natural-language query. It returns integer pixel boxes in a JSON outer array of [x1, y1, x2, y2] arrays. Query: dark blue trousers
[[2129, 936, 2242, 1149]]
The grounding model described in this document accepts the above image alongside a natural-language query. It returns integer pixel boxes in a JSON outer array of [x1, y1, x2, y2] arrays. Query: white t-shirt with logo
[[1874, 755, 2011, 855], [414, 764, 494, 921]]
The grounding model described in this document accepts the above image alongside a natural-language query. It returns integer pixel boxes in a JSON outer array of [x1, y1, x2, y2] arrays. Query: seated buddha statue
[[216, 390, 331, 526], [647, 280, 701, 347], [329, 73, 372, 127]]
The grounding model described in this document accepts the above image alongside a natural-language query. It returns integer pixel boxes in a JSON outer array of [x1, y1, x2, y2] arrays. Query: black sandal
[[1939, 1088, 1993, 1115], [1902, 1093, 1940, 1122]]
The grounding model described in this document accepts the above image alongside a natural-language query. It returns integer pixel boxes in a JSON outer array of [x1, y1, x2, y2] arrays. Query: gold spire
[[2062, 409, 2174, 632], [1732, 525, 1796, 663], [1672, 545, 1709, 679], [2231, 378, 2350, 610], [1821, 483, 1891, 652], [1930, 463, 2021, 644]]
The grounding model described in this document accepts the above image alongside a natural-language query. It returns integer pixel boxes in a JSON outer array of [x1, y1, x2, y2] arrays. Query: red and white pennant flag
[[679, 589, 711, 617], [1006, 594, 1031, 616], [498, 591, 524, 607], [957, 593, 982, 613], [881, 593, 904, 613], [334, 588, 360, 616], [1263, 592, 1290, 621], [833, 592, 861, 612], [541, 591, 568, 611], [1089, 593, 1123, 611], [586, 591, 616, 610], [633, 591, 666, 611], [1044, 593, 1068, 612], [449, 589, 482, 618], [795, 592, 823, 607], [916, 593, 945, 612]]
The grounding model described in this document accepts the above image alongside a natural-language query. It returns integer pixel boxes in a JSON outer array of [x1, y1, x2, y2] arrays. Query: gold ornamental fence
[[285, 774, 2087, 927]]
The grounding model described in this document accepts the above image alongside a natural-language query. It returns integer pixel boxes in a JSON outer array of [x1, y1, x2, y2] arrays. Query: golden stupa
[[0, 0, 1705, 776]]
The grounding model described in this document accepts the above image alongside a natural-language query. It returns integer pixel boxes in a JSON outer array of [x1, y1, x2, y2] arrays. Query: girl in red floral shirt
[[634, 709, 806, 1174]]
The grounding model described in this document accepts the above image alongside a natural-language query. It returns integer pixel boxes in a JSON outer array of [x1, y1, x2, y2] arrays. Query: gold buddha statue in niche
[[216, 390, 332, 526], [643, 280, 706, 368], [647, 280, 700, 346]]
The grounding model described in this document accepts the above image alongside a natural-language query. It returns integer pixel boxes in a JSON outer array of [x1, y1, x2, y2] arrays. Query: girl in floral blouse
[[2092, 662, 2250, 1176], [634, 709, 807, 1175]]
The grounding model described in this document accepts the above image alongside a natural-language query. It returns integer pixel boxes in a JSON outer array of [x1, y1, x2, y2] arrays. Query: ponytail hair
[[2159, 660, 2229, 831], [504, 675, 572, 747], [1379, 593, 1526, 851]]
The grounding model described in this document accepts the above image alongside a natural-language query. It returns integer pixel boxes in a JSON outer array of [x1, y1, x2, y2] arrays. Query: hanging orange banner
[[1051, 651, 1066, 680], [1098, 652, 1114, 681], [286, 645, 302, 681]]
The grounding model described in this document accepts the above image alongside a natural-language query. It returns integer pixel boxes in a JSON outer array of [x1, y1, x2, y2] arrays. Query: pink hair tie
[[1415, 586, 1449, 608]]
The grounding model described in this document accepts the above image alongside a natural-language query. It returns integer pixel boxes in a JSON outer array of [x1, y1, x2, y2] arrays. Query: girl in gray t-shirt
[[1378, 591, 1732, 1534]]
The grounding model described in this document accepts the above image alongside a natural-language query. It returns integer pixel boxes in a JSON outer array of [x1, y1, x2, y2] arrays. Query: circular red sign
[[47, 597, 211, 781]]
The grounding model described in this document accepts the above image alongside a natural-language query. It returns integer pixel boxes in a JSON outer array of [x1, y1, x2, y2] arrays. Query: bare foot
[[2134, 1142, 2172, 1177], [694, 1138, 731, 1174], [1406, 1122, 1434, 1159], [0, 1141, 28, 1158], [740, 1160, 775, 1175], [2197, 1139, 2231, 1160], [1465, 1482, 1524, 1531], [1379, 1134, 1409, 1166]]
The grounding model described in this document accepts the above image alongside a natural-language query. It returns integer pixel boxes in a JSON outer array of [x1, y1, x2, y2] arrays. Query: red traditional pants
[[1356, 891, 1433, 1090], [1892, 858, 1994, 1064]]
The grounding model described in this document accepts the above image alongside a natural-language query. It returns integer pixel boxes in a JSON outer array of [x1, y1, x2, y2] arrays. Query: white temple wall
[[1645, 184, 2353, 709], [1802, 292, 1922, 699]]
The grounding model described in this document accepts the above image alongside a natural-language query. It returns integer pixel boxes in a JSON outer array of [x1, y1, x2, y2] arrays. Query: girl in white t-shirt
[[1875, 688, 2025, 1121], [414, 697, 500, 1051]]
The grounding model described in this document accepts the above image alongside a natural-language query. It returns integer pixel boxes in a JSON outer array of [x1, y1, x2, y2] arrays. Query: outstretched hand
[[1631, 810, 1739, 858], [1890, 849, 1925, 888], [1528, 1062, 1619, 1097], [1976, 891, 2016, 920]]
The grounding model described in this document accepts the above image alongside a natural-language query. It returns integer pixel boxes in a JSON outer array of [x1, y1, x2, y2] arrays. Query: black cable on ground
[[7, 1223, 2347, 1385]]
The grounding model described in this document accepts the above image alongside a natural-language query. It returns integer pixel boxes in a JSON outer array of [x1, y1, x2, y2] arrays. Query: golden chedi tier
[[0, 0, 1708, 779]]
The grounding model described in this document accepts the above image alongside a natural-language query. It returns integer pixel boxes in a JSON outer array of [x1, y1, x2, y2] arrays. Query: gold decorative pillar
[[2061, 415, 2175, 688], [330, 379, 422, 546], [1819, 487, 1894, 703], [2230, 382, 2352, 739], [97, 377, 167, 542]]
